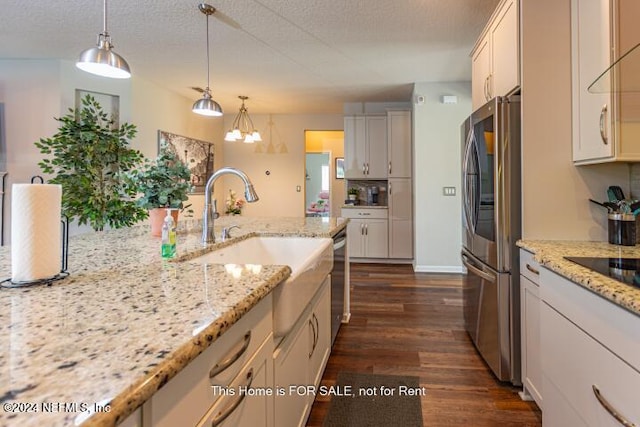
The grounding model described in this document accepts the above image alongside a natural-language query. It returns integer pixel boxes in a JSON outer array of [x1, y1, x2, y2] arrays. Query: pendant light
[[224, 96, 262, 143], [76, 0, 131, 79], [192, 3, 223, 117]]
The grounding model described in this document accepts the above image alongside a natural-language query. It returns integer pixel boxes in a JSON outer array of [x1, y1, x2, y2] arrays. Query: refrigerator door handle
[[462, 127, 477, 234], [461, 252, 496, 283]]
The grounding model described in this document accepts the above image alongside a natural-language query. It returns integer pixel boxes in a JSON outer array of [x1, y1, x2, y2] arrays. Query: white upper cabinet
[[571, 0, 640, 164], [471, 0, 520, 110], [387, 110, 412, 178], [344, 115, 388, 179]]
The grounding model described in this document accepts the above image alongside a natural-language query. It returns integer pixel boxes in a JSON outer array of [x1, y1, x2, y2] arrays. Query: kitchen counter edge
[[517, 239, 640, 317]]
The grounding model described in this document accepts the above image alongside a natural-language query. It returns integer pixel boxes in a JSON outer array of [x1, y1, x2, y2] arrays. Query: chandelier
[[224, 96, 262, 143]]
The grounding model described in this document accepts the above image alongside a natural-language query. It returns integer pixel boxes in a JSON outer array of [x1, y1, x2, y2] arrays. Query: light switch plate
[[443, 187, 456, 196]]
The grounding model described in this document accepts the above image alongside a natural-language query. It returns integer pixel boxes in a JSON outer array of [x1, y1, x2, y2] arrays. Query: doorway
[[305, 152, 330, 217], [304, 131, 344, 218]]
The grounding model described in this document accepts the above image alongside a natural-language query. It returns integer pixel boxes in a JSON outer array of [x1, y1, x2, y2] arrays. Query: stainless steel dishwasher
[[331, 227, 347, 345]]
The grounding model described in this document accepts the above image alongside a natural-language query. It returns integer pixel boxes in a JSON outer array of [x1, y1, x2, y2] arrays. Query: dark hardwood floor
[[306, 263, 542, 427]]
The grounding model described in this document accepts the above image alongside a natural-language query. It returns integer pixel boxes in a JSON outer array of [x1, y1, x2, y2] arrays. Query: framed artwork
[[158, 130, 215, 194], [335, 157, 345, 179], [75, 89, 120, 127]]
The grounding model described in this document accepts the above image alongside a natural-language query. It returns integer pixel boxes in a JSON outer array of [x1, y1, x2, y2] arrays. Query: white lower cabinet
[[197, 337, 273, 427], [274, 277, 331, 427], [540, 268, 640, 427], [137, 272, 333, 427], [120, 408, 142, 427], [142, 294, 273, 427], [519, 250, 543, 409], [342, 208, 388, 259]]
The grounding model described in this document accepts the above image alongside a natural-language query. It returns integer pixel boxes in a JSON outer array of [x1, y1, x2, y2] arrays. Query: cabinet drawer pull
[[209, 331, 251, 378], [600, 104, 609, 145], [358, 212, 371, 216], [525, 264, 539, 275], [592, 385, 636, 427], [211, 369, 254, 427]]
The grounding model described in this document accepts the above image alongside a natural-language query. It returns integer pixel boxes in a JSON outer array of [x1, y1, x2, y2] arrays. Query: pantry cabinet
[[388, 178, 412, 259], [571, 0, 640, 164], [344, 115, 388, 179], [471, 0, 520, 110], [387, 110, 412, 178], [539, 267, 640, 426]]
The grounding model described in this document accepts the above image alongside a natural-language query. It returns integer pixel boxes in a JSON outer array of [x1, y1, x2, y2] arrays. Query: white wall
[[412, 82, 471, 273], [130, 77, 224, 220], [221, 114, 343, 217], [0, 59, 222, 242], [520, 0, 629, 240]]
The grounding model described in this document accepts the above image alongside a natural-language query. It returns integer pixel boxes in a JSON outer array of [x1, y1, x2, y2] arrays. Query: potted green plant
[[347, 187, 359, 201], [127, 141, 193, 236], [35, 94, 147, 231]]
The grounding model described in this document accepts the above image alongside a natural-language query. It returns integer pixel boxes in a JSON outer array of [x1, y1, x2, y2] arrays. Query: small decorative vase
[[149, 208, 179, 237]]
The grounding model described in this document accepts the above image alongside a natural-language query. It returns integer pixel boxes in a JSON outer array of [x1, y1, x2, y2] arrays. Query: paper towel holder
[[0, 177, 70, 289]]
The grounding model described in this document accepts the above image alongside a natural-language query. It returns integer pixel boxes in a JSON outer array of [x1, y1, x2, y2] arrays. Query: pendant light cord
[[205, 12, 210, 90], [102, 0, 108, 35]]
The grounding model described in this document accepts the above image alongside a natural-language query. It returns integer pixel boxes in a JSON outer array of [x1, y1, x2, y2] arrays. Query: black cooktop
[[565, 256, 640, 288]]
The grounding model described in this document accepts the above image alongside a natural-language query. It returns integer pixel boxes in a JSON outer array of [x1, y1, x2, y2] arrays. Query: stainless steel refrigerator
[[461, 95, 521, 385]]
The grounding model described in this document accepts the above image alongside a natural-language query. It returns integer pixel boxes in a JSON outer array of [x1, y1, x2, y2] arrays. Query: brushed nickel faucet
[[202, 167, 258, 245]]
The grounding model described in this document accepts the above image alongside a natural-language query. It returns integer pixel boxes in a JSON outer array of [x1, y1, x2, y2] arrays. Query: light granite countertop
[[0, 216, 347, 427], [517, 240, 640, 316]]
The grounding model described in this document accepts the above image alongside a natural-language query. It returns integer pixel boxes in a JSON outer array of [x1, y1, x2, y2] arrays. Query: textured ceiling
[[0, 0, 499, 113]]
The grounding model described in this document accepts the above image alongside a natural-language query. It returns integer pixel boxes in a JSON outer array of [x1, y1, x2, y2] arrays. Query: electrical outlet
[[443, 187, 456, 196]]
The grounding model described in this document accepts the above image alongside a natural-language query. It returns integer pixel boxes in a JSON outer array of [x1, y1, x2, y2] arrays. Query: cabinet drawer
[[540, 268, 640, 370], [541, 302, 640, 426], [147, 294, 273, 427], [197, 336, 274, 427], [519, 249, 540, 285], [340, 208, 388, 219]]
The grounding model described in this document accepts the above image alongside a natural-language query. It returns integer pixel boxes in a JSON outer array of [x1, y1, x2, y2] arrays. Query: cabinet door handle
[[365, 224, 368, 235], [389, 182, 392, 195], [365, 163, 369, 175], [362, 163, 366, 174], [308, 318, 315, 358], [209, 331, 251, 378], [484, 76, 489, 101], [599, 104, 609, 145], [211, 369, 254, 427], [592, 385, 636, 427], [388, 161, 392, 175], [360, 223, 364, 235], [488, 74, 493, 99], [526, 264, 539, 276], [313, 312, 319, 351]]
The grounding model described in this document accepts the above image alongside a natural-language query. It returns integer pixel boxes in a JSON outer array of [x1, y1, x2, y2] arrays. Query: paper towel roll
[[11, 183, 62, 282]]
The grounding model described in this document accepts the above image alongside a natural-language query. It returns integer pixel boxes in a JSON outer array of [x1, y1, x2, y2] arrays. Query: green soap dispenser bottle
[[161, 209, 176, 258]]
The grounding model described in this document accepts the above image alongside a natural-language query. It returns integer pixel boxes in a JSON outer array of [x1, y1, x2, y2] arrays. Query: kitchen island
[[0, 216, 346, 427]]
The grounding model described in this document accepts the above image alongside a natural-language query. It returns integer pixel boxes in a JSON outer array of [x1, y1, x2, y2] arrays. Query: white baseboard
[[413, 265, 464, 273]]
